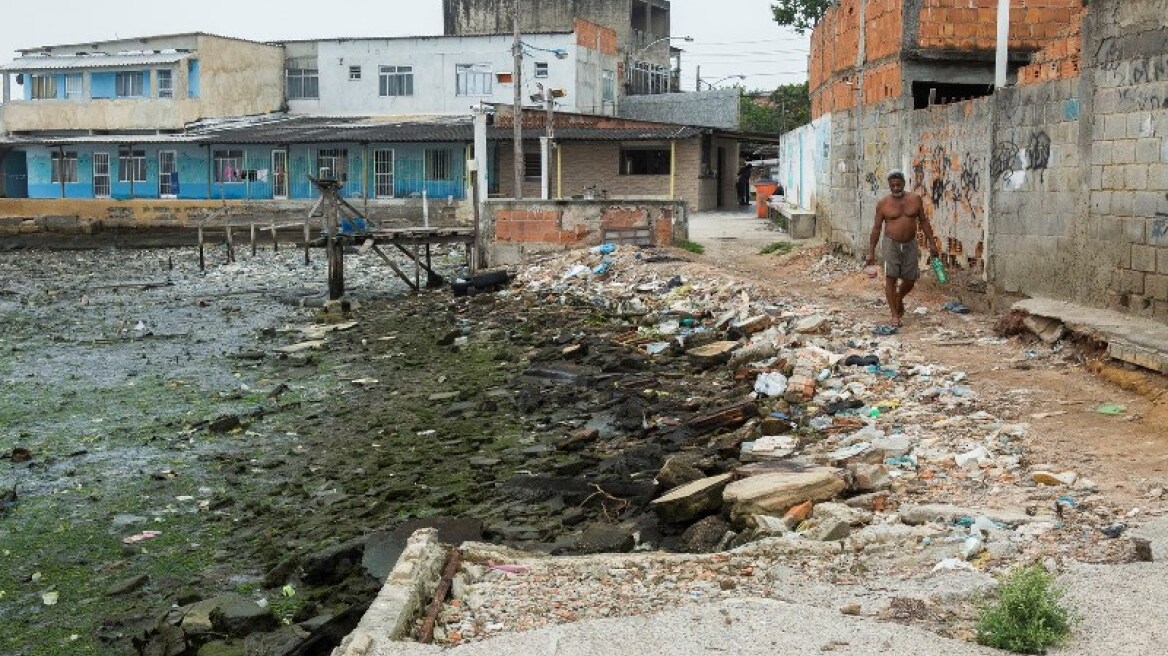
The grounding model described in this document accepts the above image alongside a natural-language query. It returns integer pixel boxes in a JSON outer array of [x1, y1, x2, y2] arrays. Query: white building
[[280, 31, 619, 117]]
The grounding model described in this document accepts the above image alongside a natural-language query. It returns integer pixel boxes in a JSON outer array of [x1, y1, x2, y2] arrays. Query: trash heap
[[427, 243, 1153, 644]]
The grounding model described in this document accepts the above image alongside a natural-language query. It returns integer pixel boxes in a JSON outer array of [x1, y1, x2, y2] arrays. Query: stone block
[[1146, 273, 1168, 301], [1159, 248, 1168, 274], [1129, 113, 1153, 139], [1133, 244, 1159, 272], [1113, 140, 1137, 165], [1148, 164, 1168, 189], [1119, 269, 1146, 294], [1151, 218, 1168, 247], [1124, 217, 1147, 243], [1136, 138, 1163, 164], [1126, 164, 1150, 190], [1134, 191, 1163, 218], [1088, 190, 1107, 215], [1103, 115, 1129, 141], [1101, 165, 1125, 190]]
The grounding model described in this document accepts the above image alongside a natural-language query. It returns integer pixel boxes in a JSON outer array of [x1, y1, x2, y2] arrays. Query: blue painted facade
[[21, 143, 469, 201]]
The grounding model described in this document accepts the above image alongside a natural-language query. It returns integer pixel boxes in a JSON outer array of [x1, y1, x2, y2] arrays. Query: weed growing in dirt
[[976, 564, 1075, 653], [760, 241, 794, 255], [679, 240, 705, 254]]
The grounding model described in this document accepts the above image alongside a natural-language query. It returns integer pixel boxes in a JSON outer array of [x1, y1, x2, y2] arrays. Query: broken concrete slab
[[723, 468, 846, 521], [793, 315, 830, 334], [1013, 297, 1168, 374], [1023, 315, 1066, 344], [898, 503, 1039, 527], [650, 473, 734, 524], [686, 340, 740, 365]]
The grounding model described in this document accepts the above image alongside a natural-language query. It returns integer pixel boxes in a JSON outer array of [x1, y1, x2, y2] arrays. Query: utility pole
[[512, 0, 524, 199], [695, 64, 701, 92]]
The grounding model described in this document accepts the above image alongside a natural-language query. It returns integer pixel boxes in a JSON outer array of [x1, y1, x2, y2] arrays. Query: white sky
[[0, 0, 808, 94]]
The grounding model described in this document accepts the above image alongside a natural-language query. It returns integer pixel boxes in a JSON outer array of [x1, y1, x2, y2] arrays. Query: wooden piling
[[271, 225, 278, 252], [225, 225, 235, 263], [303, 221, 310, 265], [197, 224, 205, 272], [250, 223, 257, 256]]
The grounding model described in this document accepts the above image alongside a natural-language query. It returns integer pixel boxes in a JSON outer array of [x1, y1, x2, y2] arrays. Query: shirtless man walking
[[866, 170, 939, 326]]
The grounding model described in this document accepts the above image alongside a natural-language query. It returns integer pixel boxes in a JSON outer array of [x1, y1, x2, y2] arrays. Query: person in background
[[736, 163, 753, 206], [866, 170, 939, 326]]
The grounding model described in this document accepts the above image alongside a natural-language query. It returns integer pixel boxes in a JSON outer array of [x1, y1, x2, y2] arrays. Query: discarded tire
[[451, 270, 510, 297]]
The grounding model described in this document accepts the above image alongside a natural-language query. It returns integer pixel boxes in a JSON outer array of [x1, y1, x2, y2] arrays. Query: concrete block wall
[[989, 80, 1098, 300], [1085, 0, 1168, 321]]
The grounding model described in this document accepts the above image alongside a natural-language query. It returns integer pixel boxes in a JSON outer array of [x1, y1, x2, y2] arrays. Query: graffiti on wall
[[911, 145, 984, 218], [865, 171, 881, 195], [989, 130, 1052, 189], [1118, 88, 1168, 111]]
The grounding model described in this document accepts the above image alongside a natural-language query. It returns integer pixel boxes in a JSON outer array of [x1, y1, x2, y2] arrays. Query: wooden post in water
[[271, 225, 279, 252], [303, 220, 310, 265], [326, 196, 344, 300], [250, 223, 257, 256], [225, 224, 235, 263], [198, 224, 205, 272]]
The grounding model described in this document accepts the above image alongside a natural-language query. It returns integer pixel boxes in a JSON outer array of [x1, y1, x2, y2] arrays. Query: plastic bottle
[[931, 256, 948, 284]]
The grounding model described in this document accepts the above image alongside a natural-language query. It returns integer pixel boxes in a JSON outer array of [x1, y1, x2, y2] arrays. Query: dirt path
[[691, 212, 1168, 509]]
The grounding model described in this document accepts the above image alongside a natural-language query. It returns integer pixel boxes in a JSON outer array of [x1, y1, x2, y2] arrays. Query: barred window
[[425, 149, 452, 180]]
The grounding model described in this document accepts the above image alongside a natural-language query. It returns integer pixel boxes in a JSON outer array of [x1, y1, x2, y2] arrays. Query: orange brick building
[[809, 0, 1084, 118]]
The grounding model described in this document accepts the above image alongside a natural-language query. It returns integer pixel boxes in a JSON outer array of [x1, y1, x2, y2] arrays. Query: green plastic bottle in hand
[[931, 256, 948, 284]]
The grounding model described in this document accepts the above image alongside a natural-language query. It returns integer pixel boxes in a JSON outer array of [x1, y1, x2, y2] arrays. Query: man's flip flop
[[872, 324, 899, 336]]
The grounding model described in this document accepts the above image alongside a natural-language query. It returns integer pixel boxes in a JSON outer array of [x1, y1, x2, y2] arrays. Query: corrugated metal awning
[[0, 52, 189, 72]]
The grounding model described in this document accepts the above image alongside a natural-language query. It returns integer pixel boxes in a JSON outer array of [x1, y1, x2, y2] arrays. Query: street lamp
[[700, 74, 746, 90], [628, 35, 693, 95], [634, 34, 693, 58]]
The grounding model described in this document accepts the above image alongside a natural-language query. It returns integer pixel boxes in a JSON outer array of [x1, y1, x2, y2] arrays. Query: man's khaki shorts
[[882, 238, 920, 280]]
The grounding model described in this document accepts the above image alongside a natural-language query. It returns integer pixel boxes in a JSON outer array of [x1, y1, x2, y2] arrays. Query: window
[[602, 69, 615, 103], [157, 69, 173, 98], [425, 149, 452, 180], [524, 152, 542, 181], [116, 71, 144, 97], [188, 59, 200, 98], [534, 62, 549, 78], [317, 148, 348, 182], [51, 151, 78, 183], [373, 149, 394, 197], [349, 65, 362, 81], [118, 150, 147, 182], [619, 146, 671, 175], [379, 65, 413, 97], [30, 74, 56, 99], [93, 153, 111, 197], [286, 58, 319, 99], [64, 73, 83, 99], [158, 151, 177, 196], [214, 149, 244, 182], [456, 64, 492, 96]]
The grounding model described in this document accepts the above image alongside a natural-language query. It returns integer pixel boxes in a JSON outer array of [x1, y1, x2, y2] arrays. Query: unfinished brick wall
[[811, 0, 1083, 118], [1017, 8, 1085, 85], [916, 0, 1082, 51], [576, 19, 618, 55], [484, 199, 687, 265]]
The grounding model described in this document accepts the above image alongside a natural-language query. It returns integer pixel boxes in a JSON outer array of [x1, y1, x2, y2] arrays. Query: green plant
[[679, 240, 704, 254], [760, 241, 794, 255], [976, 565, 1075, 653]]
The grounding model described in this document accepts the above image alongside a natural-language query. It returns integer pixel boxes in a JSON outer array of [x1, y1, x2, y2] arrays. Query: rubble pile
[[427, 244, 1152, 645]]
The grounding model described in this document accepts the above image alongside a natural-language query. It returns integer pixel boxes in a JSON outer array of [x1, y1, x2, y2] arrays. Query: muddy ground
[[2, 227, 1167, 656]]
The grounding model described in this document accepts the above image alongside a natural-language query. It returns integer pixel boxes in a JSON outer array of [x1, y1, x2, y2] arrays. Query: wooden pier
[[196, 175, 478, 299]]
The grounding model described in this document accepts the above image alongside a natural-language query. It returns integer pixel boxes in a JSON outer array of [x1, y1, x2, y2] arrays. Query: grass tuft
[[679, 240, 704, 254], [760, 241, 794, 255], [976, 564, 1075, 653]]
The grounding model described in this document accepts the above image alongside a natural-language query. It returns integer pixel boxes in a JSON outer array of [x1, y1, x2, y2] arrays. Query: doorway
[[3, 150, 28, 198]]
